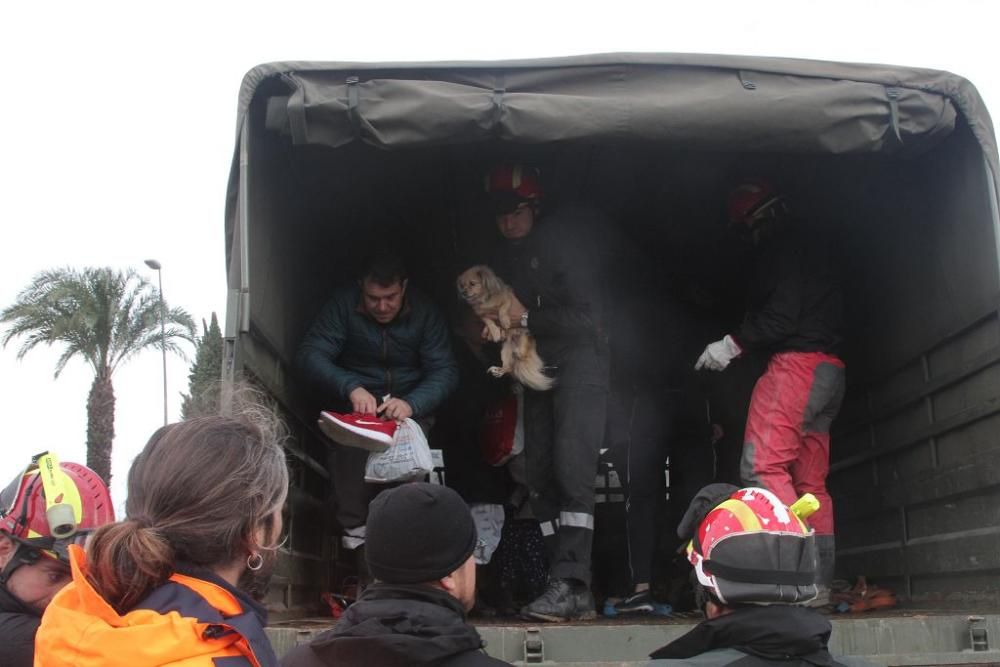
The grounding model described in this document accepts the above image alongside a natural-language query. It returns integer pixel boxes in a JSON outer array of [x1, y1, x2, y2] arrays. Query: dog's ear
[[479, 266, 503, 296]]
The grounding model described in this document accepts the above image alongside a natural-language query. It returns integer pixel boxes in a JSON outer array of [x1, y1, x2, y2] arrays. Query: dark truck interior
[[229, 62, 1000, 620]]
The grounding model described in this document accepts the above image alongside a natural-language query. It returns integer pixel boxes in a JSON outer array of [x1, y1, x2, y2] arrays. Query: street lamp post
[[144, 259, 168, 426]]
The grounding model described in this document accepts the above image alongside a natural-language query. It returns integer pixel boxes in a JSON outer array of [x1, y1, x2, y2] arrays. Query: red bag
[[481, 391, 524, 466]]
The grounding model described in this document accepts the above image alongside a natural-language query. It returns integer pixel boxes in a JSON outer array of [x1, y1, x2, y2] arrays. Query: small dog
[[457, 265, 554, 391]]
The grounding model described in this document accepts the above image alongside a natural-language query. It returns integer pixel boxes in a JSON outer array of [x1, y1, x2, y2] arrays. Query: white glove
[[695, 335, 742, 371]]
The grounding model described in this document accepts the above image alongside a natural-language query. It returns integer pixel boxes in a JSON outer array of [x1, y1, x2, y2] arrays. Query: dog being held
[[456, 265, 554, 391]]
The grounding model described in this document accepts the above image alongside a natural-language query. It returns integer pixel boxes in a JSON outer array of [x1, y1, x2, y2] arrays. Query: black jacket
[[296, 285, 459, 417], [648, 605, 869, 666], [736, 226, 844, 356], [280, 583, 508, 667], [490, 205, 610, 388], [0, 584, 41, 667]]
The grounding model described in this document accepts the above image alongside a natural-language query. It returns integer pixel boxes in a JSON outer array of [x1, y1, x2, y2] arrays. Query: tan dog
[[457, 265, 554, 391]]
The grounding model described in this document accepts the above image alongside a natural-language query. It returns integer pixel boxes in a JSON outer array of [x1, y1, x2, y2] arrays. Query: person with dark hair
[[281, 482, 509, 667], [33, 415, 288, 667], [296, 251, 459, 555], [482, 164, 610, 622], [695, 180, 845, 600], [647, 485, 872, 666], [0, 453, 114, 667]]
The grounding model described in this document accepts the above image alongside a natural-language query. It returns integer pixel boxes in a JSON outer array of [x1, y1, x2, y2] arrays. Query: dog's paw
[[487, 366, 507, 378], [484, 321, 505, 343]]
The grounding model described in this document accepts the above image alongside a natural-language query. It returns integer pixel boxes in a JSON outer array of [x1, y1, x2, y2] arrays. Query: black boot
[[520, 578, 597, 622], [811, 535, 836, 607]]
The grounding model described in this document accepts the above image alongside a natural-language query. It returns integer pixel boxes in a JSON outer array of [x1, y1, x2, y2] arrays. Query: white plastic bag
[[364, 418, 434, 483], [470, 503, 505, 565]]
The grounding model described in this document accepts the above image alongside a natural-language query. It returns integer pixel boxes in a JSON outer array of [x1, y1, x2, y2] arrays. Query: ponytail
[[85, 517, 174, 614], [83, 412, 288, 614]]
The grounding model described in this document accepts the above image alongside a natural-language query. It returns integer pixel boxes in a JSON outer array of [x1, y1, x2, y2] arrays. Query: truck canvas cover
[[226, 53, 998, 254]]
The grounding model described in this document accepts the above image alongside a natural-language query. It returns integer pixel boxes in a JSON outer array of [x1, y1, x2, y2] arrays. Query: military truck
[[223, 54, 1000, 664]]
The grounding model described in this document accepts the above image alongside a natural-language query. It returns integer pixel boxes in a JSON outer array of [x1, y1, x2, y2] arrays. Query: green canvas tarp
[[225, 52, 1000, 267]]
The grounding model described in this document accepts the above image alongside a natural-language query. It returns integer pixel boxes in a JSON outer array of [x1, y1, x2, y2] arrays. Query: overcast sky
[[2, 0, 998, 511]]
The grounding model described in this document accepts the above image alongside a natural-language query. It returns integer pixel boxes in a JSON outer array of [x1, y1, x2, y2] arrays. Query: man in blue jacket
[[296, 252, 459, 553]]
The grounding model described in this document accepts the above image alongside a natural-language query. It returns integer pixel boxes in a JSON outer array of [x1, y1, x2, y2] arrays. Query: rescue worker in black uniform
[[695, 180, 845, 597], [482, 164, 610, 622]]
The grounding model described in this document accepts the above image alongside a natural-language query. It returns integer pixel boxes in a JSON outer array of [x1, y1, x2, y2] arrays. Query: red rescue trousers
[[740, 351, 845, 536]]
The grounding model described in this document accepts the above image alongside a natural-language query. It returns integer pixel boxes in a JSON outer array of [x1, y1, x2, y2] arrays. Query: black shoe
[[520, 578, 597, 622]]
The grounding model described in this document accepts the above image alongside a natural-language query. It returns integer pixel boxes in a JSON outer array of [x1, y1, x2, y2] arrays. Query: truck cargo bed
[[267, 611, 1000, 665]]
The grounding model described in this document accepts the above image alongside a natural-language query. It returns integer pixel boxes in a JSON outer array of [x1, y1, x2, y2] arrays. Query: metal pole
[[157, 268, 167, 425], [145, 259, 168, 425]]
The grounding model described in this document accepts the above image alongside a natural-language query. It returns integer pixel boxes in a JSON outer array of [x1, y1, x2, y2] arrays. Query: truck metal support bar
[[239, 119, 251, 335], [831, 395, 1000, 473], [835, 341, 1000, 438], [283, 436, 329, 480]]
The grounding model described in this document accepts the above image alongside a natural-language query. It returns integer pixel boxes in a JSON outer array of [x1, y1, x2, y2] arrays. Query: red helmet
[[686, 487, 817, 605], [726, 179, 784, 227], [484, 164, 543, 213], [0, 452, 114, 579]]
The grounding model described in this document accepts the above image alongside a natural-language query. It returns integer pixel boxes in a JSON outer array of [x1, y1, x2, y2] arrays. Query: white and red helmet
[[685, 486, 818, 605]]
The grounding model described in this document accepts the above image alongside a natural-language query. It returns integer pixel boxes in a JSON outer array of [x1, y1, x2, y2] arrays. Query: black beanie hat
[[365, 482, 478, 584]]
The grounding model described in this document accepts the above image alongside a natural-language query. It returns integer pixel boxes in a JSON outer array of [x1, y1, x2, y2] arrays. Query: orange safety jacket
[[34, 545, 277, 667]]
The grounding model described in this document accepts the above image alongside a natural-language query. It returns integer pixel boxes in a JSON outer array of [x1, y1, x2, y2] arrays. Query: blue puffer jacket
[[296, 285, 458, 418]]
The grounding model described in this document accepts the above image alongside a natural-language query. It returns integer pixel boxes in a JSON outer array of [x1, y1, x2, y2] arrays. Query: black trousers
[[606, 387, 715, 587], [606, 388, 673, 587], [328, 414, 434, 533], [523, 384, 608, 586], [329, 444, 379, 531]]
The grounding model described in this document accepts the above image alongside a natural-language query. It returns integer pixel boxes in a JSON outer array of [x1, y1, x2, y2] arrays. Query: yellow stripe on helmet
[[715, 498, 763, 533], [35, 452, 82, 538]]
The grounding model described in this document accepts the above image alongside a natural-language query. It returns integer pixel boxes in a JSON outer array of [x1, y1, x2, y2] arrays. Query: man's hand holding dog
[[481, 295, 527, 328], [506, 295, 527, 325]]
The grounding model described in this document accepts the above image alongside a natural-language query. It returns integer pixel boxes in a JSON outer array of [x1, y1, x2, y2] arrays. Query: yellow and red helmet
[[0, 452, 114, 579], [686, 486, 818, 605]]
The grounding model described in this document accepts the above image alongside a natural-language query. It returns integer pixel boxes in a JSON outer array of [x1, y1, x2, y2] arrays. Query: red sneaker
[[318, 411, 397, 452]]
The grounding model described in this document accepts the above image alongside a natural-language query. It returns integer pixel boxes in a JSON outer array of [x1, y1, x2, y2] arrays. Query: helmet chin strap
[[1, 472, 46, 586], [0, 541, 41, 586]]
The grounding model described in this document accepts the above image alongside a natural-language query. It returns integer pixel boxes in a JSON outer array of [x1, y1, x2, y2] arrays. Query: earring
[[247, 552, 264, 571]]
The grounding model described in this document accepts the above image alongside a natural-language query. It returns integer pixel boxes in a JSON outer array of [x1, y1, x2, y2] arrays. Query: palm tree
[[1, 267, 196, 483]]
